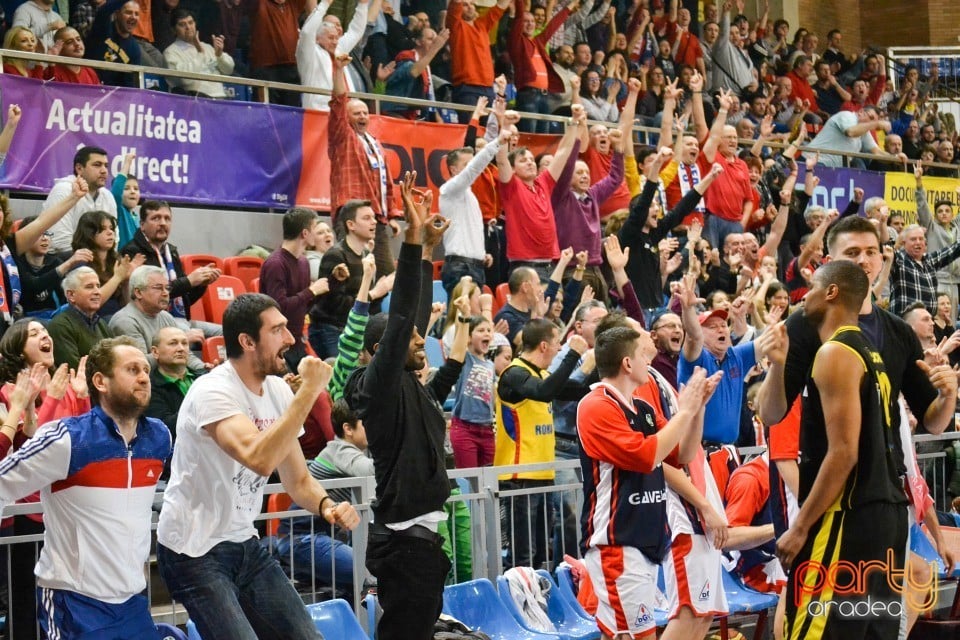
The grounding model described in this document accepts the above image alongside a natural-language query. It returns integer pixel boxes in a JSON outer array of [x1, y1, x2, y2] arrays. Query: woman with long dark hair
[[0, 319, 90, 640], [71, 210, 144, 317]]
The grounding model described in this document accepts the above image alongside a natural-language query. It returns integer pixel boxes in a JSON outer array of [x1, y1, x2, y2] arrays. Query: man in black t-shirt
[[759, 216, 957, 454], [776, 260, 909, 640]]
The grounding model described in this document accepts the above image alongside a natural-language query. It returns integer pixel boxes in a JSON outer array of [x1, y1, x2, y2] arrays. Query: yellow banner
[[884, 172, 960, 226]]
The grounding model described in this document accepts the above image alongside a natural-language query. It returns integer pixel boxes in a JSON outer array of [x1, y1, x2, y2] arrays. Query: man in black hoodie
[[344, 172, 460, 640]]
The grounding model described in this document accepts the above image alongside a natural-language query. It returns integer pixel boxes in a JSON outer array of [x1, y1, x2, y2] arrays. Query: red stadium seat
[[179, 254, 224, 274], [249, 277, 260, 293], [201, 275, 246, 324], [432, 260, 443, 280], [266, 493, 293, 537], [202, 336, 225, 364], [222, 256, 264, 293], [495, 283, 510, 313]]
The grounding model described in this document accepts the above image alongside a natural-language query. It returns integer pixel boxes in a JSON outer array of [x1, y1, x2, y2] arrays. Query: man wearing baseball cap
[[675, 272, 784, 445]]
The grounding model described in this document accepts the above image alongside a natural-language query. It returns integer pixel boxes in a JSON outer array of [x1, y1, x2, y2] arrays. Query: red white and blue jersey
[[0, 406, 170, 603], [577, 383, 671, 563]]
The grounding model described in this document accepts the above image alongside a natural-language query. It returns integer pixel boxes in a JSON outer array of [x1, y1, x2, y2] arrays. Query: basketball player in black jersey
[[776, 260, 909, 640]]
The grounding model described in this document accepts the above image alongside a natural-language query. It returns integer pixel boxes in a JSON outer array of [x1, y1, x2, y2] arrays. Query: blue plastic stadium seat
[[554, 565, 668, 628], [186, 620, 202, 640], [156, 623, 189, 640], [432, 280, 446, 305], [425, 336, 445, 367], [306, 599, 368, 639], [443, 578, 564, 640], [555, 565, 593, 621], [721, 567, 780, 614], [910, 522, 960, 579], [363, 592, 378, 639], [497, 572, 601, 640]]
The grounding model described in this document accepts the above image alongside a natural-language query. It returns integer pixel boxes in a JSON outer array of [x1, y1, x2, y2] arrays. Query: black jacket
[[121, 230, 207, 322], [344, 243, 462, 524]]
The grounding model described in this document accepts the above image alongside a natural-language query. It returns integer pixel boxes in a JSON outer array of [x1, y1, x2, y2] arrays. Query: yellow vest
[[495, 358, 556, 481]]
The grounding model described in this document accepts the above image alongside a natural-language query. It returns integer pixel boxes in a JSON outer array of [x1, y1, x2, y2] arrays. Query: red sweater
[[447, 2, 506, 88], [43, 64, 101, 85], [509, 6, 570, 93]]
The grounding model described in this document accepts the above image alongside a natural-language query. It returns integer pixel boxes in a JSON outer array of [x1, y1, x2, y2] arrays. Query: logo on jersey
[[645, 413, 655, 428], [699, 580, 711, 601], [628, 490, 666, 505], [635, 604, 654, 627]]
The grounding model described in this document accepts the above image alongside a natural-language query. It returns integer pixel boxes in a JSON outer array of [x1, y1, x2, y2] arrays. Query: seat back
[[442, 579, 563, 640], [495, 283, 510, 312], [266, 493, 293, 537], [249, 277, 260, 293], [495, 573, 558, 635], [186, 620, 202, 640], [425, 336, 445, 368], [156, 623, 189, 640], [306, 599, 368, 639], [432, 280, 446, 305], [554, 566, 593, 621], [534, 570, 601, 640], [223, 256, 264, 292], [202, 336, 226, 365], [433, 260, 443, 280], [201, 275, 246, 324], [180, 254, 224, 274], [721, 567, 780, 614]]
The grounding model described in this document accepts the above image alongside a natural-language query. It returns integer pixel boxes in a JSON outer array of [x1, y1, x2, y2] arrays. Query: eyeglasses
[[144, 284, 172, 292], [42, 231, 53, 238]]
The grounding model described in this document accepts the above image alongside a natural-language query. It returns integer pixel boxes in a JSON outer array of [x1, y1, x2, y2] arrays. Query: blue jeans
[[515, 88, 551, 134], [271, 534, 356, 590], [441, 257, 486, 301], [552, 440, 583, 567], [308, 322, 342, 360], [157, 539, 321, 640], [452, 84, 494, 107], [704, 215, 744, 255]]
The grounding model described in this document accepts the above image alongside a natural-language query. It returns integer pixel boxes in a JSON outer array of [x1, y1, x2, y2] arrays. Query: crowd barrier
[[1, 435, 958, 636]]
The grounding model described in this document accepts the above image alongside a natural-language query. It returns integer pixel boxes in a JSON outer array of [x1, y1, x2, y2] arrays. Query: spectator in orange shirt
[[446, 0, 510, 106]]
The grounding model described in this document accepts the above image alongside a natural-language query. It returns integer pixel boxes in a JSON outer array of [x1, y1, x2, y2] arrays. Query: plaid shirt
[[890, 242, 960, 316], [327, 94, 399, 223]]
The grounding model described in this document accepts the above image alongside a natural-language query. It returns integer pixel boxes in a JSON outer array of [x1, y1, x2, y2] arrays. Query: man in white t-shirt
[[156, 293, 360, 640], [43, 146, 118, 255]]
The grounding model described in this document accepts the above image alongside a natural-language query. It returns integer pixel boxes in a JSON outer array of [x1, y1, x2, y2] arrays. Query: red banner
[[295, 113, 560, 214]]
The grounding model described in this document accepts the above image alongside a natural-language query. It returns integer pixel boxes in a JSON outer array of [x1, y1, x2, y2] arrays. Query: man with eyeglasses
[[109, 265, 209, 375], [649, 310, 684, 389], [121, 200, 222, 341]]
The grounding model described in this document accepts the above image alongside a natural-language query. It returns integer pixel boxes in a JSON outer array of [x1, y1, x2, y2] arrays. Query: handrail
[[1, 47, 959, 182]]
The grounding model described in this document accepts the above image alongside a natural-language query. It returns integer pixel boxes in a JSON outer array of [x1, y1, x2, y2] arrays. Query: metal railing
[[2, 440, 958, 636], [3, 46, 959, 181]]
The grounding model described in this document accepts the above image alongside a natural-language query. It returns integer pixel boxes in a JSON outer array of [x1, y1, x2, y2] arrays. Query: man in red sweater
[[509, 0, 576, 133], [446, 0, 510, 106], [44, 27, 100, 84]]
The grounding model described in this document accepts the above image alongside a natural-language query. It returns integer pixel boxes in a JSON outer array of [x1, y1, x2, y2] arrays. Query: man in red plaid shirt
[[329, 53, 403, 276]]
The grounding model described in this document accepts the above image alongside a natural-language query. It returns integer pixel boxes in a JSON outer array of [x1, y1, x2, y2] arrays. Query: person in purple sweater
[[550, 122, 624, 305], [260, 207, 346, 370]]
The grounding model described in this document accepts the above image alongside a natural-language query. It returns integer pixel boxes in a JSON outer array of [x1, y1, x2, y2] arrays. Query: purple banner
[[0, 74, 304, 209], [797, 165, 886, 212]]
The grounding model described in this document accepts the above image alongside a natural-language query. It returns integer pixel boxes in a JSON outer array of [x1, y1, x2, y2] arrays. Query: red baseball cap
[[698, 309, 728, 325]]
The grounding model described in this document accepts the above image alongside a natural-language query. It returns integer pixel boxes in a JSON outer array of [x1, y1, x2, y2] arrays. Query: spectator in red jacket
[[446, 0, 510, 106], [509, 0, 575, 133]]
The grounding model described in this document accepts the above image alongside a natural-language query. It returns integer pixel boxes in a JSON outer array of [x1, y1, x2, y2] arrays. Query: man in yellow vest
[[495, 318, 594, 568]]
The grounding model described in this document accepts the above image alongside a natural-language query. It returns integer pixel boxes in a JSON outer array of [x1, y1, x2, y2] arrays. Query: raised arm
[[408, 28, 449, 77], [0, 105, 22, 158], [496, 124, 517, 183], [618, 77, 643, 149], [702, 88, 733, 162], [678, 272, 704, 362], [14, 177, 88, 256], [547, 106, 587, 182], [208, 358, 334, 476]]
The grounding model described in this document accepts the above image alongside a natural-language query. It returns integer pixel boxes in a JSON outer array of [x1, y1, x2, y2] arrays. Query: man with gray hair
[[709, 0, 756, 95], [890, 223, 960, 317], [297, 0, 370, 111], [863, 195, 896, 244], [109, 265, 208, 374], [49, 266, 114, 369]]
